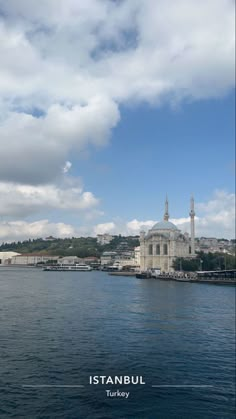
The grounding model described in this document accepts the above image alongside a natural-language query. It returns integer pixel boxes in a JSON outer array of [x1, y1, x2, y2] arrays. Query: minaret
[[189, 196, 195, 255], [164, 196, 169, 221]]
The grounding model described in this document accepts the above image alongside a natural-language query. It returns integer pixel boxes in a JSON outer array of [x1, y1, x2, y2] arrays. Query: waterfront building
[[100, 251, 138, 269], [140, 197, 196, 273], [11, 254, 59, 265], [100, 251, 118, 266], [0, 251, 21, 265], [112, 256, 137, 268], [58, 256, 81, 265]]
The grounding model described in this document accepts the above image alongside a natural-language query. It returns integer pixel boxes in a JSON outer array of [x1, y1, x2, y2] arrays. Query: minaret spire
[[189, 195, 195, 255], [164, 195, 169, 221]]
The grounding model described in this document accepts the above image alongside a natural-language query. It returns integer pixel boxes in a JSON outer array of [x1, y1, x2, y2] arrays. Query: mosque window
[[148, 244, 153, 255], [163, 244, 168, 255], [156, 244, 160, 255]]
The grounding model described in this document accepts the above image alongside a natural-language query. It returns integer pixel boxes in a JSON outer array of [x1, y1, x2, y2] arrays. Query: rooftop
[[151, 220, 178, 231]]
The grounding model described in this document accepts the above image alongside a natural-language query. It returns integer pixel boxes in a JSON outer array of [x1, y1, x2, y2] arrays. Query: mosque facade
[[140, 197, 196, 273]]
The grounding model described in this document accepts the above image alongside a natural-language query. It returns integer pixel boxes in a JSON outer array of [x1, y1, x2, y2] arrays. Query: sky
[[0, 0, 235, 243]]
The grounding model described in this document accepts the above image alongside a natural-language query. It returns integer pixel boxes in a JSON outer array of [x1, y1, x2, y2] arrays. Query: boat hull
[[43, 265, 92, 271]]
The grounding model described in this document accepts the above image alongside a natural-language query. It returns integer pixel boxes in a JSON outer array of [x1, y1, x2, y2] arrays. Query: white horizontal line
[[21, 384, 214, 389], [22, 385, 85, 388], [152, 385, 213, 388]]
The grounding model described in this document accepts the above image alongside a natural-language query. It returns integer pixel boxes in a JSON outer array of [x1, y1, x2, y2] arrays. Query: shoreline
[[136, 273, 236, 285], [1, 266, 235, 285]]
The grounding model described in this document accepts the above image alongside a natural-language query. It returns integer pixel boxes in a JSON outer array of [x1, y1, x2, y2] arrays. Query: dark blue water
[[0, 268, 235, 418]]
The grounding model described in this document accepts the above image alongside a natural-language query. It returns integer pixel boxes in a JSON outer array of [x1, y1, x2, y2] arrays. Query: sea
[[0, 268, 235, 419]]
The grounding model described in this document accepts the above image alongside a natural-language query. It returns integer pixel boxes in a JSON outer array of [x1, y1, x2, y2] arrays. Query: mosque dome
[[151, 220, 178, 231]]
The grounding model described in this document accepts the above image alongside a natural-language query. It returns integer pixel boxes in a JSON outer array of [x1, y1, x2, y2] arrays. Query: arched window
[[163, 244, 168, 255], [148, 244, 153, 255], [189, 246, 191, 254], [156, 244, 160, 255]]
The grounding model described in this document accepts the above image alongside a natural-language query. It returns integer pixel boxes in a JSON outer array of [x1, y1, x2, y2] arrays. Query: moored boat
[[43, 263, 92, 271]]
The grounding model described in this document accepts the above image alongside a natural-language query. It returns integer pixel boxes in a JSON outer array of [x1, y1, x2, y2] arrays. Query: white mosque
[[140, 197, 196, 273]]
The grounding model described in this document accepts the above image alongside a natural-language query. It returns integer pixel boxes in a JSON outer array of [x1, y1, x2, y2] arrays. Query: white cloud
[[0, 1, 234, 233], [93, 222, 117, 235], [62, 161, 72, 174], [0, 220, 78, 243], [0, 98, 119, 184], [0, 191, 234, 243], [0, 179, 99, 217], [91, 191, 235, 239], [195, 190, 235, 238], [0, 0, 234, 104], [126, 219, 156, 232], [0, 0, 234, 186]]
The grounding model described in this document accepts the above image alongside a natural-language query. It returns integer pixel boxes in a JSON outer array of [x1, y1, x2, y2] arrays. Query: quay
[[136, 269, 236, 285]]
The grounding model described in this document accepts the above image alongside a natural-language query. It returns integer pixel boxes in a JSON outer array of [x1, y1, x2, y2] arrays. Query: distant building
[[97, 234, 114, 245], [58, 256, 81, 265], [140, 197, 196, 273], [100, 251, 117, 266], [195, 237, 233, 254], [11, 254, 59, 265], [112, 256, 137, 268], [83, 257, 99, 263], [100, 250, 138, 269], [116, 241, 130, 251], [0, 251, 21, 265]]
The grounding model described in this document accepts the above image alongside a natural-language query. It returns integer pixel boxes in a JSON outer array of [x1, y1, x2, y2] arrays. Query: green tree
[[173, 252, 235, 272]]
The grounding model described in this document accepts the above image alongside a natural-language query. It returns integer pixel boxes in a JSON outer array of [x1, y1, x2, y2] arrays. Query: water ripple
[[0, 270, 235, 418]]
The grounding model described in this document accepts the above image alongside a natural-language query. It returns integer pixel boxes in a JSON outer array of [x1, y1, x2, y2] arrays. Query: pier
[[136, 269, 236, 285]]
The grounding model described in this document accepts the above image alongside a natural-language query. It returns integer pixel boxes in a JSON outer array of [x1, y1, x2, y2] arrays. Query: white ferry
[[43, 263, 92, 272]]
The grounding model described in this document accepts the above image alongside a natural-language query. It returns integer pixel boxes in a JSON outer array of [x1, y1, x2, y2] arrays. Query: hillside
[[0, 236, 140, 258]]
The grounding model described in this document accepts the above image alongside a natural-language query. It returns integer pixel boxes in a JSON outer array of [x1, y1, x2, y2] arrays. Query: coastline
[[108, 271, 236, 284], [1, 265, 235, 285], [136, 274, 236, 285]]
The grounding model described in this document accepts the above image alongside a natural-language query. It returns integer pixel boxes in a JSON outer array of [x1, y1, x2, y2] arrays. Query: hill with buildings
[[0, 235, 234, 271], [0, 235, 140, 258]]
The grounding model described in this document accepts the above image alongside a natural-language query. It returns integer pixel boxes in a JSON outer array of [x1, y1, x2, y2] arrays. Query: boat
[[136, 271, 152, 279], [43, 263, 92, 271], [136, 268, 161, 279], [101, 261, 123, 272]]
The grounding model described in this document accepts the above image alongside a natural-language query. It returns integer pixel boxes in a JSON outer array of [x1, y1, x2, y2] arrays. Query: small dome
[[151, 220, 178, 231]]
